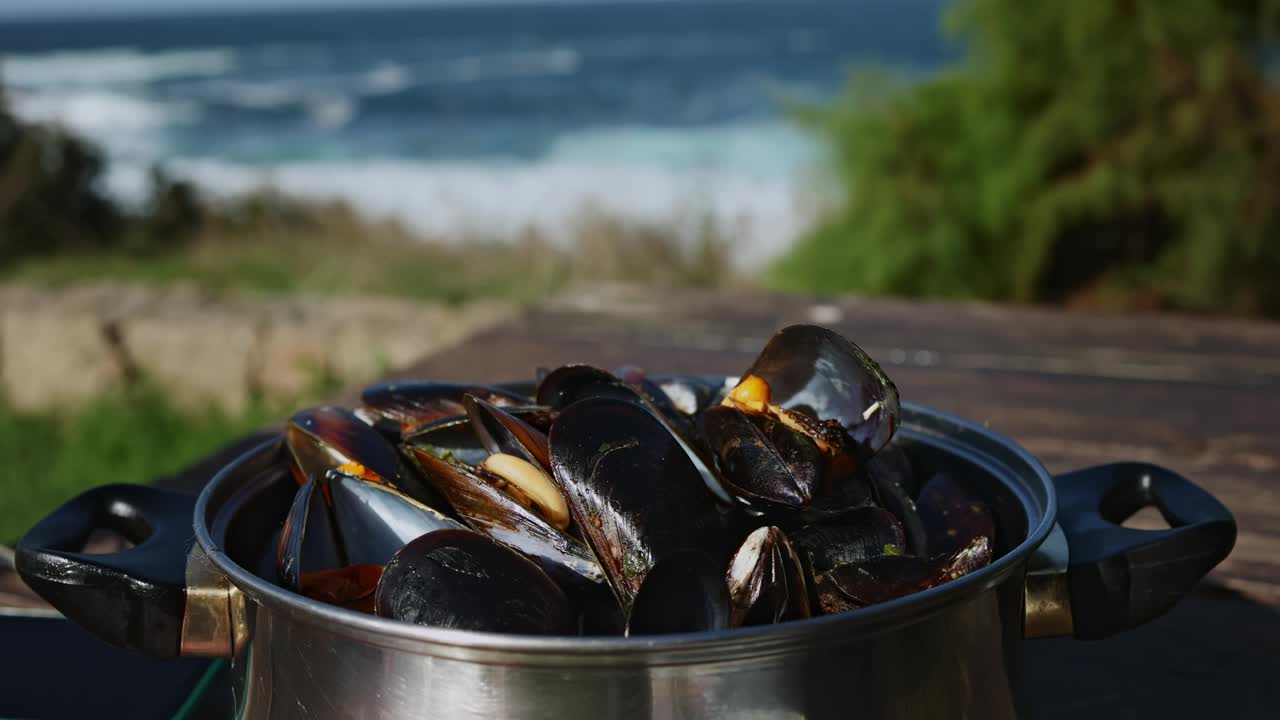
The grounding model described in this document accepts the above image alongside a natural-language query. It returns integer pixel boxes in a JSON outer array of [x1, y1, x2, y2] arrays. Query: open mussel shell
[[916, 472, 996, 556], [550, 397, 736, 609], [400, 414, 491, 467], [286, 406, 441, 505], [813, 535, 993, 614], [277, 477, 344, 591], [374, 529, 575, 635], [324, 469, 464, 567], [866, 444, 927, 555], [401, 406, 555, 462], [405, 444, 603, 585], [729, 324, 900, 457], [464, 395, 551, 471], [626, 549, 731, 636], [790, 507, 907, 575], [358, 381, 530, 436], [288, 406, 401, 484], [726, 526, 810, 627]]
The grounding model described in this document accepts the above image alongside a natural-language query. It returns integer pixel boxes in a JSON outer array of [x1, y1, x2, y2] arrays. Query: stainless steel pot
[[17, 388, 1236, 719]]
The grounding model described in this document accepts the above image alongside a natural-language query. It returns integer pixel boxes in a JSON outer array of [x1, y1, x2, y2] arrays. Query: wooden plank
[[391, 290, 1280, 603]]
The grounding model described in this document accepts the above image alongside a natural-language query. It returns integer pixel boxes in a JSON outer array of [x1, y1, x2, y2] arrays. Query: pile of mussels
[[278, 325, 994, 636]]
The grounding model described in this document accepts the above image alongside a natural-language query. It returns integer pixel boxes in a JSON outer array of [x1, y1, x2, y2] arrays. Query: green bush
[[774, 0, 1280, 316], [0, 91, 204, 265], [0, 93, 122, 263]]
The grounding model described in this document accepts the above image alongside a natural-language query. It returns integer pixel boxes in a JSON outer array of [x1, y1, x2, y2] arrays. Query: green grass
[[0, 385, 279, 543]]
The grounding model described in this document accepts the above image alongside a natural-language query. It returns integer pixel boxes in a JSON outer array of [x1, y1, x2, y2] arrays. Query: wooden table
[[6, 288, 1280, 716]]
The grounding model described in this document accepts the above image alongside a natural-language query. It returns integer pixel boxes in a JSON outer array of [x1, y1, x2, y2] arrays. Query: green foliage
[[0, 91, 204, 265], [0, 384, 277, 542], [774, 0, 1280, 316], [0, 94, 122, 263]]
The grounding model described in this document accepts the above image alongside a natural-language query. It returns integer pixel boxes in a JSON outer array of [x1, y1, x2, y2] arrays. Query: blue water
[[0, 0, 952, 262]]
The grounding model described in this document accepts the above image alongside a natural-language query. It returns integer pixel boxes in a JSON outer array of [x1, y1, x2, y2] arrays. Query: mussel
[[725, 526, 810, 627], [539, 364, 731, 504], [627, 549, 732, 636], [286, 406, 438, 505], [790, 508, 907, 575], [374, 529, 575, 635], [916, 472, 996, 556], [406, 396, 620, 632], [550, 397, 736, 610], [276, 468, 463, 606], [263, 323, 998, 637], [705, 324, 897, 518], [866, 443, 927, 555], [277, 476, 343, 591], [358, 381, 529, 437], [812, 536, 992, 613], [405, 444, 600, 584], [727, 324, 900, 457]]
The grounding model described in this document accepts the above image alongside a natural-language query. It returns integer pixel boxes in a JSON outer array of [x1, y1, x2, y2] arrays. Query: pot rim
[[194, 395, 1057, 663]]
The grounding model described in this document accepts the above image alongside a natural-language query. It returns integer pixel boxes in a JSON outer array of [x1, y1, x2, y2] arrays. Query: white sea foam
[[1, 47, 237, 88], [304, 94, 358, 129], [8, 89, 200, 136], [138, 154, 823, 268], [362, 62, 413, 95], [216, 81, 298, 109]]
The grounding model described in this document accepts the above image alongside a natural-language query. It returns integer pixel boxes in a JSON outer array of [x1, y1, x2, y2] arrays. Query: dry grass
[[4, 191, 748, 304]]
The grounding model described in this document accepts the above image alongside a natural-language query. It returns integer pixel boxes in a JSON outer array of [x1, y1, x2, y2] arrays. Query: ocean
[[0, 0, 952, 265]]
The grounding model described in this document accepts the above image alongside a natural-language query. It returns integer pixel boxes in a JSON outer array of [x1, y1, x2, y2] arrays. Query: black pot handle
[[1053, 462, 1236, 639], [15, 484, 196, 656]]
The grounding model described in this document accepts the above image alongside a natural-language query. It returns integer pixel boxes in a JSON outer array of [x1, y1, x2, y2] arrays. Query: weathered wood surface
[[366, 287, 1280, 606]]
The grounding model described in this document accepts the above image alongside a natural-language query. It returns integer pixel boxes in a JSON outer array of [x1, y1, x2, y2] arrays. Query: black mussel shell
[[358, 382, 529, 436], [401, 406, 554, 465], [813, 536, 992, 614], [536, 364, 646, 410], [400, 414, 493, 467], [277, 477, 344, 590], [537, 364, 728, 502], [729, 324, 900, 457], [726, 526, 810, 627], [703, 404, 823, 508], [916, 472, 996, 556], [405, 445, 603, 585], [374, 529, 575, 635], [790, 507, 907, 575], [286, 406, 440, 504], [866, 444, 927, 555], [538, 561, 627, 636], [626, 549, 731, 636], [323, 469, 464, 568], [464, 395, 551, 471], [550, 397, 735, 609]]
